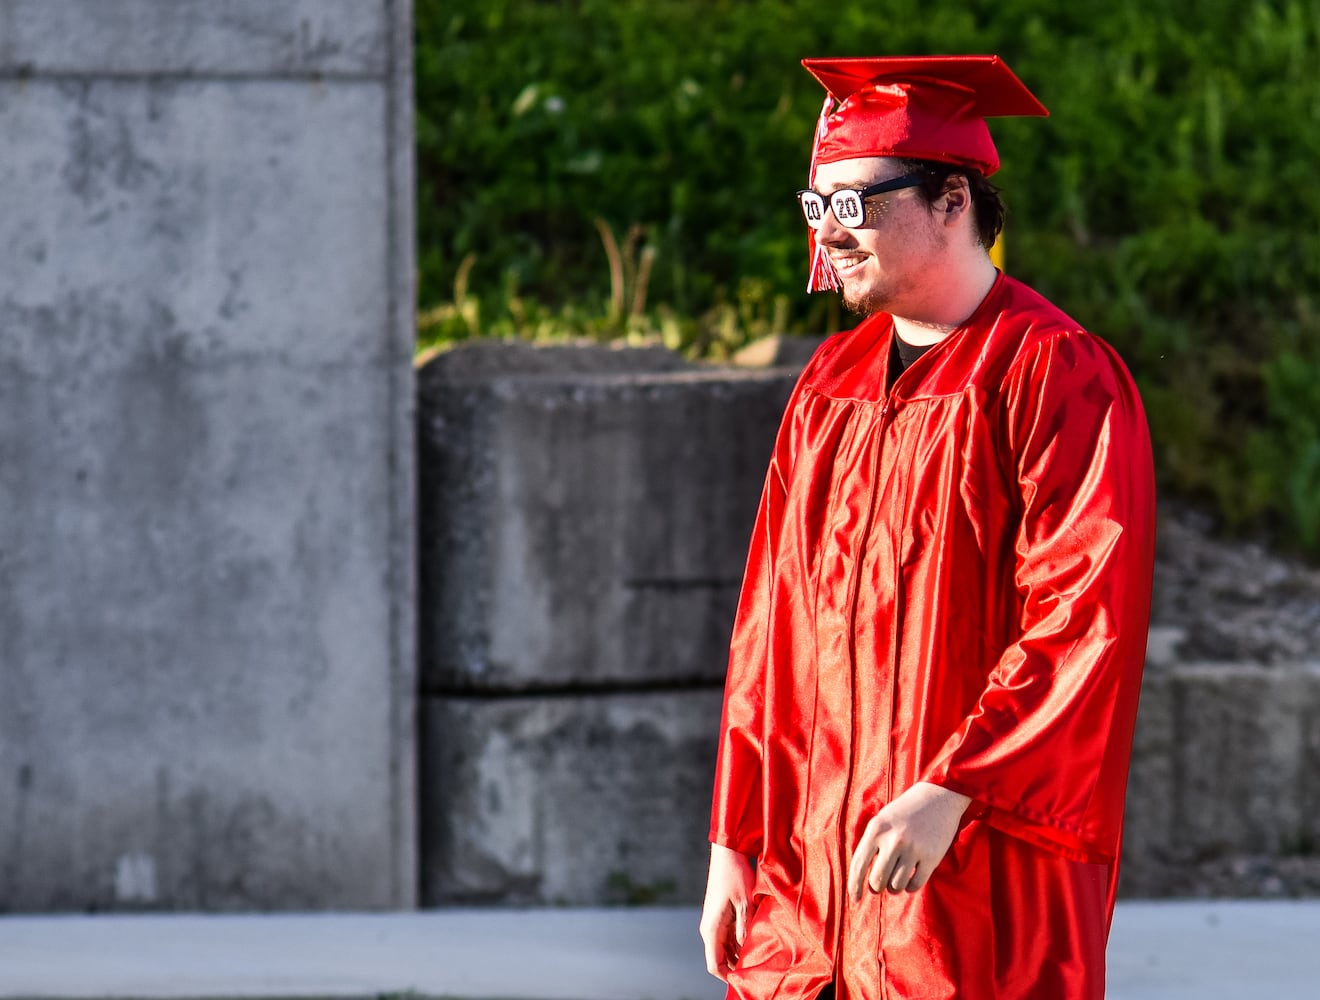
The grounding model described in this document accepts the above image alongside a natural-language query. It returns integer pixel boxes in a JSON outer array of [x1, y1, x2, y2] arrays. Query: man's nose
[[815, 209, 851, 245]]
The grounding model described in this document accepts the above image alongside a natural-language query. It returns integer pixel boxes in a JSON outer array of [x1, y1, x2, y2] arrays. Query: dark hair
[[896, 159, 1005, 250]]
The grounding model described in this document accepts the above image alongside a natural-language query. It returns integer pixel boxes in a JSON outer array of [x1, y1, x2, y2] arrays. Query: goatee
[[842, 285, 886, 318]]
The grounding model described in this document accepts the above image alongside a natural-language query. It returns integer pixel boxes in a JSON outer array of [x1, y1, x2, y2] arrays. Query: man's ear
[[937, 176, 971, 222]]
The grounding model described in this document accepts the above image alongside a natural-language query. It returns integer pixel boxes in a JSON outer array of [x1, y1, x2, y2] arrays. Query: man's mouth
[[829, 253, 869, 276]]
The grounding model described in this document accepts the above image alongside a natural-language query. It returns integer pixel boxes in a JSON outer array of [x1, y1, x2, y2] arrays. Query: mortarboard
[[802, 54, 1048, 176], [801, 55, 1048, 292]]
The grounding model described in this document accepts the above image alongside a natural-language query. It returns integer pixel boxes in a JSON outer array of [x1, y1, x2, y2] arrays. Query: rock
[[732, 333, 828, 369], [1144, 626, 1188, 669], [1151, 506, 1320, 664]]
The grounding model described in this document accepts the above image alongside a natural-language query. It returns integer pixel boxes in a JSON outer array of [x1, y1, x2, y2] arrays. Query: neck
[[891, 254, 998, 345]]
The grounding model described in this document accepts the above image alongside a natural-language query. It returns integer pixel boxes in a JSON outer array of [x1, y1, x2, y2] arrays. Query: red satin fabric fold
[[709, 273, 1155, 1000]]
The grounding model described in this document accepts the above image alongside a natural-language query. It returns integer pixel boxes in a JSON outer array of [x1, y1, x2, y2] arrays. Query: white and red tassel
[[806, 93, 841, 293], [808, 233, 841, 293]]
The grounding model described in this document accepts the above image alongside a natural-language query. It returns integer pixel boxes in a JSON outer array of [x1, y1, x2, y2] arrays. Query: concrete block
[[417, 342, 797, 691], [0, 1, 415, 910], [1170, 666, 1311, 859], [1123, 664, 1320, 895], [420, 689, 723, 905], [0, 78, 389, 369], [0, 1, 388, 78], [1121, 670, 1176, 891], [1303, 680, 1320, 855]]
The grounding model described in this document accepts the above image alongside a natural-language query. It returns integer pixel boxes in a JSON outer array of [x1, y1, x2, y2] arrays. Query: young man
[[700, 56, 1155, 1000]]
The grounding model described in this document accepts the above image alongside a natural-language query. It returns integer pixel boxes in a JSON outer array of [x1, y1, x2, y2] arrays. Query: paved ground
[[0, 901, 1316, 999]]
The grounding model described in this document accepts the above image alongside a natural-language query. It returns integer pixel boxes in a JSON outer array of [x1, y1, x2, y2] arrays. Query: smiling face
[[810, 156, 950, 319]]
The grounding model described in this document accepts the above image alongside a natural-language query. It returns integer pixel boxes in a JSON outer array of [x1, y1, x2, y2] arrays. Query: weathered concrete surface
[[0, 1, 388, 77], [423, 654, 1320, 906], [417, 342, 797, 692], [421, 690, 722, 906], [1122, 669, 1177, 891], [0, 1, 416, 910], [416, 342, 794, 906], [1121, 664, 1320, 895]]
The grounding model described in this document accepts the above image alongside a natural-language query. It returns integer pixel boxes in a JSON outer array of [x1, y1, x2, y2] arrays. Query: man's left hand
[[847, 781, 973, 901]]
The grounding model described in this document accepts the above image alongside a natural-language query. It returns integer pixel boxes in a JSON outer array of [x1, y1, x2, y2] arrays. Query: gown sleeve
[[921, 330, 1156, 864], [707, 360, 820, 858]]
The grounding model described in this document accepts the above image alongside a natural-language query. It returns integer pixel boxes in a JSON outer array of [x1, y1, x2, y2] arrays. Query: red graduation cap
[[802, 55, 1049, 177]]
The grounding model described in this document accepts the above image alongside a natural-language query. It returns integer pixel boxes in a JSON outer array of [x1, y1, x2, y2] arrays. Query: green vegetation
[[415, 0, 1320, 553], [604, 870, 680, 906]]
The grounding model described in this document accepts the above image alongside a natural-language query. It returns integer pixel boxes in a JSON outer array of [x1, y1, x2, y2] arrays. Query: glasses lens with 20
[[796, 172, 927, 230]]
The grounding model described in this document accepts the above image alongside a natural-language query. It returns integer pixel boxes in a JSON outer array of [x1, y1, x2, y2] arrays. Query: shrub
[[416, 0, 1320, 553]]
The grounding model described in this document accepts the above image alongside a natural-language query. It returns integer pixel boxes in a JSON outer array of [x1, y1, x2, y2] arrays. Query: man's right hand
[[699, 842, 756, 982]]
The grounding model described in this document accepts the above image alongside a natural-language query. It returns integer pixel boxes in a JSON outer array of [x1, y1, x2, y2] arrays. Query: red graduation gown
[[709, 273, 1155, 1000]]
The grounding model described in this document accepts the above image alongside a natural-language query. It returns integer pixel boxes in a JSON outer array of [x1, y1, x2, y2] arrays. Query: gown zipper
[[830, 338, 938, 995], [832, 394, 892, 988]]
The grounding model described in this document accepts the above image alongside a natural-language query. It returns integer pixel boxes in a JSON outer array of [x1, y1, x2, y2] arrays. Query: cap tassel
[[808, 232, 841, 293], [806, 94, 841, 294]]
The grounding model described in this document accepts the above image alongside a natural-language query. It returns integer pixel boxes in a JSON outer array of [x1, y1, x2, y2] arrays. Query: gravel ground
[[1148, 855, 1320, 899], [1151, 505, 1320, 665]]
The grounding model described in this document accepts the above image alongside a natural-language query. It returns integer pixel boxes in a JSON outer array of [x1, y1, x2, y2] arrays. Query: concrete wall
[[0, 1, 416, 910], [1122, 657, 1320, 894], [416, 342, 797, 904], [418, 343, 1320, 905]]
